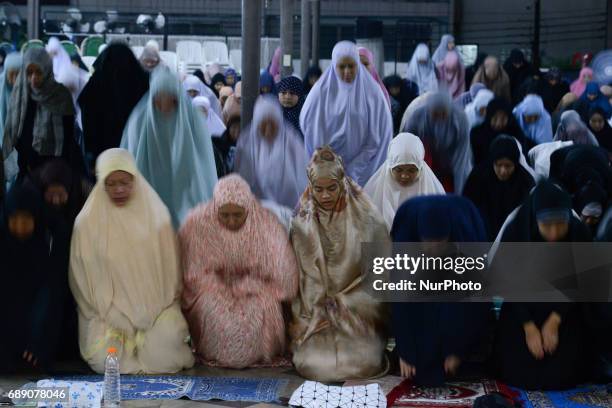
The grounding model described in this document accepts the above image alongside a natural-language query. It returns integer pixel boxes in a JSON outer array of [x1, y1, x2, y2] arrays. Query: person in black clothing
[[277, 76, 305, 138], [383, 74, 418, 134], [541, 68, 570, 114], [463, 135, 535, 240], [504, 49, 536, 106], [588, 107, 612, 157], [302, 65, 322, 94], [470, 97, 532, 166], [1, 47, 84, 190], [78, 42, 149, 170], [495, 181, 590, 390]]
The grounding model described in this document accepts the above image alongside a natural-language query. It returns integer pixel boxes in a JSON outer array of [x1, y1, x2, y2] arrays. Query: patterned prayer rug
[[59, 375, 287, 402], [385, 379, 515, 407], [514, 384, 611, 408]]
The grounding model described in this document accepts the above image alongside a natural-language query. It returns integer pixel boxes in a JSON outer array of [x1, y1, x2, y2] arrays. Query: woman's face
[[141, 57, 159, 72], [104, 170, 134, 207], [279, 91, 299, 108], [537, 220, 569, 242], [45, 183, 68, 208], [214, 81, 224, 92], [589, 113, 605, 133], [336, 56, 357, 84], [308, 74, 319, 86], [493, 158, 515, 181], [312, 177, 341, 211], [389, 85, 401, 97], [523, 114, 540, 125], [226, 75, 235, 86], [491, 111, 508, 131], [218, 203, 247, 231], [228, 122, 241, 143], [359, 54, 371, 71], [392, 164, 419, 187], [8, 210, 35, 241], [581, 214, 600, 227], [258, 117, 279, 142], [7, 69, 19, 87], [153, 92, 178, 116], [26, 64, 44, 90], [187, 89, 199, 99]]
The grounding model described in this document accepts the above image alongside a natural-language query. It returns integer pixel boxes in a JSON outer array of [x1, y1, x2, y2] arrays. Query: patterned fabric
[[277, 76, 305, 137], [289, 381, 386, 408], [514, 385, 611, 408], [179, 175, 299, 368], [35, 380, 103, 408]]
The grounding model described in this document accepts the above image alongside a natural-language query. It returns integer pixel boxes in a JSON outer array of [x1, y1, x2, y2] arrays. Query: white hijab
[[465, 88, 494, 129], [364, 132, 445, 230], [299, 41, 393, 186], [182, 74, 222, 117], [528, 140, 574, 180], [69, 148, 181, 331], [406, 43, 438, 95], [192, 96, 226, 137]]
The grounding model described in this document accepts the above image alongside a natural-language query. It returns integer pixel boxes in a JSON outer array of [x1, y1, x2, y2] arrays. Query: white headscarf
[[406, 43, 438, 95], [299, 41, 393, 186], [465, 88, 495, 129], [192, 96, 226, 137], [182, 74, 222, 117], [236, 95, 309, 208], [364, 132, 445, 230], [432, 34, 456, 65], [528, 140, 574, 180], [513, 94, 553, 145], [553, 110, 599, 146]]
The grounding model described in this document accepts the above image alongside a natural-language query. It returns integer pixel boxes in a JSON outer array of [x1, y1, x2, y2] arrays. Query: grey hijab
[[2, 47, 74, 160]]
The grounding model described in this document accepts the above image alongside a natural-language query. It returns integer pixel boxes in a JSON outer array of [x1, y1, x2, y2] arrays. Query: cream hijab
[[69, 148, 181, 332], [364, 133, 445, 230]]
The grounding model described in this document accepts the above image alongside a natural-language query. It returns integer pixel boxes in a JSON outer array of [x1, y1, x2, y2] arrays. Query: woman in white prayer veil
[[406, 43, 439, 96], [364, 132, 445, 230], [182, 74, 222, 117], [236, 95, 308, 208], [192, 96, 226, 138], [299, 41, 392, 186], [69, 148, 195, 374]]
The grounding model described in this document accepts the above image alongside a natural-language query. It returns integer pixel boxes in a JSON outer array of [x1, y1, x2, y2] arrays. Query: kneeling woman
[[69, 148, 194, 374], [179, 175, 298, 368], [290, 147, 390, 381]]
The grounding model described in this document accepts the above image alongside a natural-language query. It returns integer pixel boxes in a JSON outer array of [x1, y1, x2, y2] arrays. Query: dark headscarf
[[259, 71, 276, 95], [470, 97, 531, 166], [501, 180, 591, 242], [77, 42, 149, 162], [69, 53, 89, 73], [504, 49, 535, 105], [277, 76, 305, 137], [552, 145, 612, 196], [211, 72, 226, 98], [302, 65, 322, 94], [588, 107, 612, 153], [573, 182, 607, 219], [574, 82, 612, 121], [193, 69, 206, 84], [463, 135, 535, 240], [384, 75, 419, 133], [540, 67, 569, 114]]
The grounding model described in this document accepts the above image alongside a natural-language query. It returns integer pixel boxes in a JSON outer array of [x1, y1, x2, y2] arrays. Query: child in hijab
[[406, 43, 438, 95], [235, 95, 308, 208], [179, 175, 298, 368], [69, 148, 195, 374], [358, 46, 391, 107], [120, 69, 218, 228], [290, 147, 389, 382], [402, 91, 472, 192], [513, 94, 553, 145], [277, 76, 305, 137], [463, 135, 535, 240], [364, 132, 444, 230], [436, 50, 465, 99], [472, 56, 512, 103], [300, 41, 393, 186], [182, 74, 222, 116]]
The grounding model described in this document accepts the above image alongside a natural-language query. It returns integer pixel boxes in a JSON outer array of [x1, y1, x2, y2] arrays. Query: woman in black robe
[[302, 65, 322, 94], [541, 68, 569, 115], [587, 107, 612, 156], [391, 195, 491, 387], [495, 181, 590, 390], [463, 135, 535, 240], [0, 181, 67, 372], [470, 97, 532, 166], [77, 42, 149, 169], [383, 75, 418, 134], [503, 49, 536, 106], [1, 48, 84, 188]]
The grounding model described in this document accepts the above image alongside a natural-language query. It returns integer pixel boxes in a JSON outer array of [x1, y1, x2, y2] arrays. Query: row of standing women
[[0, 37, 611, 392]]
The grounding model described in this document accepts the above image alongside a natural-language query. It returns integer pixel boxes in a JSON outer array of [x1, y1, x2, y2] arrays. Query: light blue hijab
[[0, 53, 22, 185], [120, 68, 218, 228], [513, 94, 553, 145]]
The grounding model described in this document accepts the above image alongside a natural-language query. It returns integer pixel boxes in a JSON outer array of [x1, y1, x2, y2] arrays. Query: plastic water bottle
[[103, 347, 121, 407]]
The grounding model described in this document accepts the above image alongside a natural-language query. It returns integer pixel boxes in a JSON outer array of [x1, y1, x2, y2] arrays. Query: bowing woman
[[69, 148, 194, 374], [290, 147, 389, 382], [299, 41, 392, 186]]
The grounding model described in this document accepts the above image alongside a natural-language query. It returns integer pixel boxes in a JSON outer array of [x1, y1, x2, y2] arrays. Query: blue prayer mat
[[59, 375, 287, 402], [513, 384, 611, 408]]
